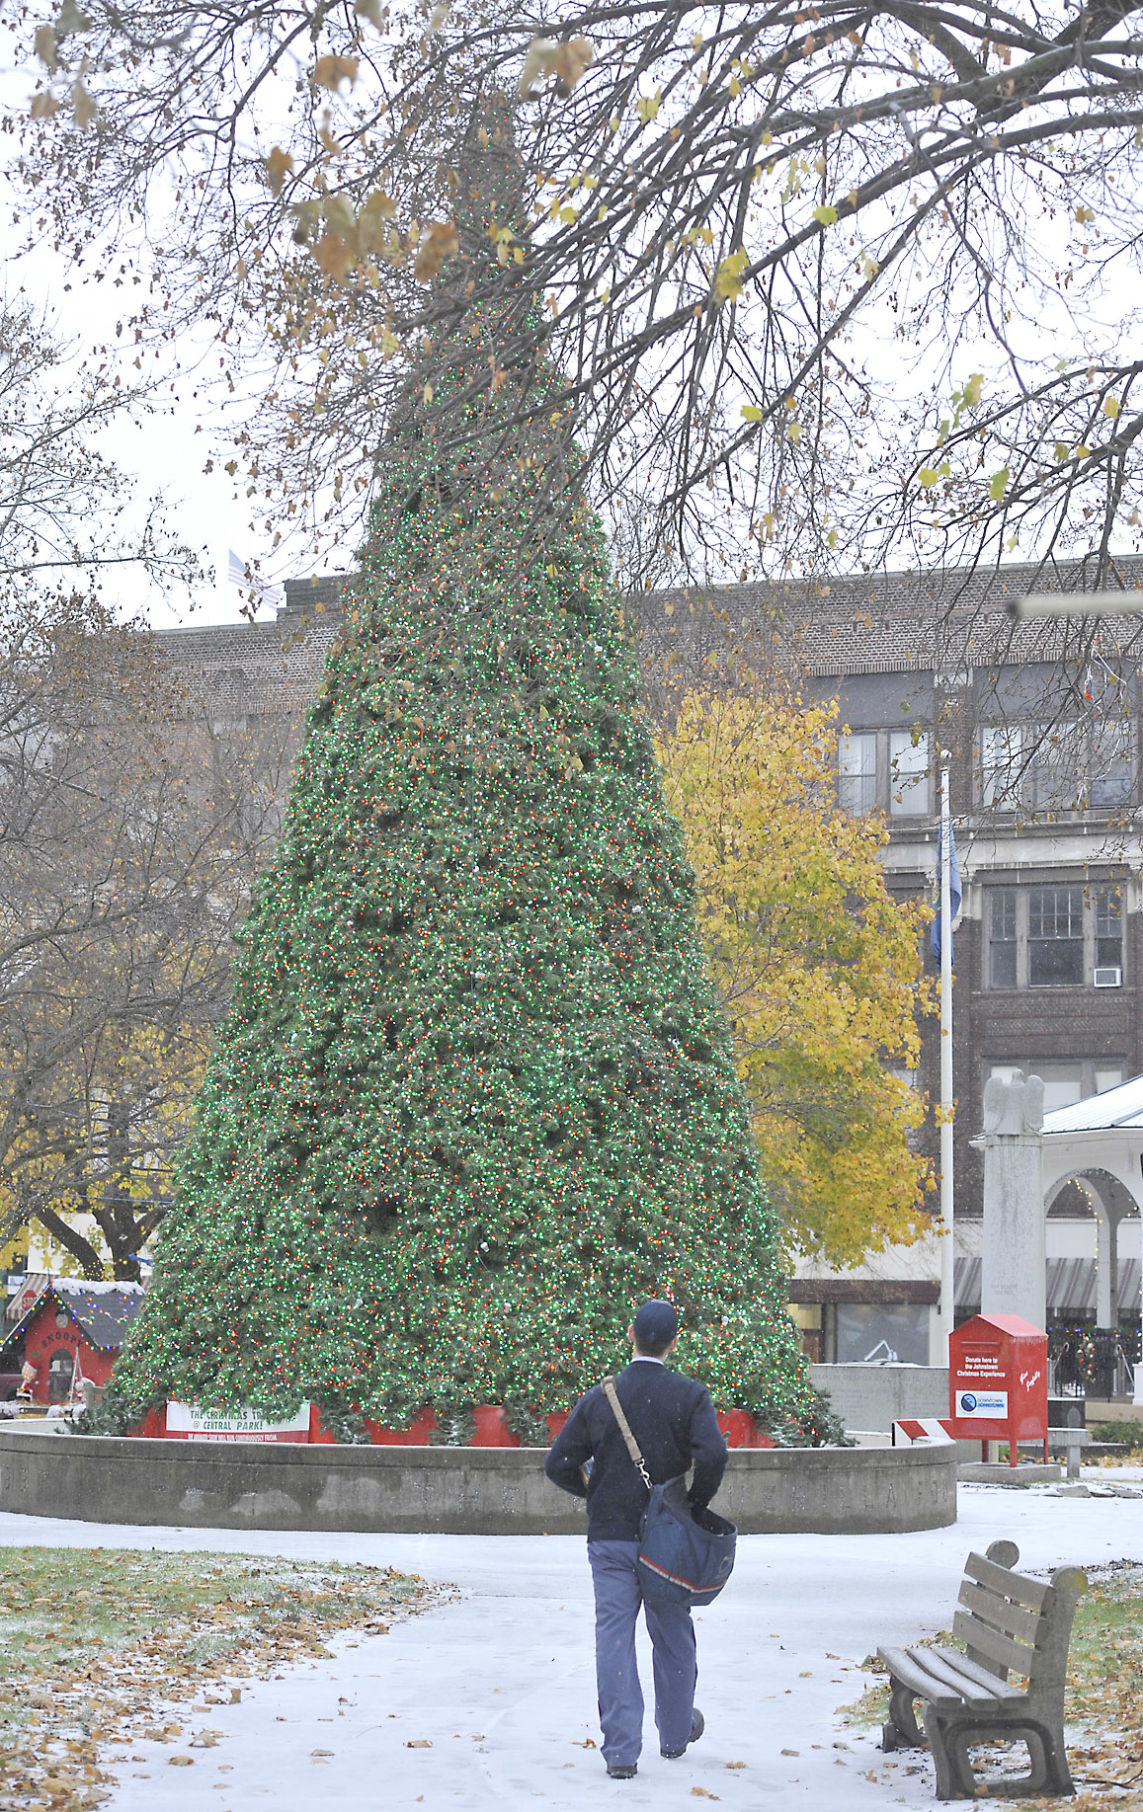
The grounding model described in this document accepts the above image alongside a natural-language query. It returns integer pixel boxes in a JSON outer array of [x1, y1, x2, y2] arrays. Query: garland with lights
[[101, 109, 817, 1441]]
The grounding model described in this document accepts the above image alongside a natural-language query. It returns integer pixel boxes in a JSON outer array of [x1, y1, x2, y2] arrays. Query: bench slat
[[963, 1550, 1050, 1610], [927, 1646, 1025, 1700], [904, 1647, 1011, 1702], [878, 1646, 968, 1708], [957, 1579, 1044, 1644], [952, 1610, 1035, 1677], [878, 1644, 1017, 1709]]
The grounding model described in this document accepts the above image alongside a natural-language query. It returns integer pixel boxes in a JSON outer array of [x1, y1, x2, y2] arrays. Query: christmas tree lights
[[104, 108, 815, 1440]]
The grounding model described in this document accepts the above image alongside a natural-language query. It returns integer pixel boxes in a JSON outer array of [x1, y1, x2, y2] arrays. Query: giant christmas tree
[[106, 117, 815, 1441]]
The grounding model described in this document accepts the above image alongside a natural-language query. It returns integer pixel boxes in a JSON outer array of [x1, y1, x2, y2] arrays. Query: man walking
[[544, 1299, 728, 1779]]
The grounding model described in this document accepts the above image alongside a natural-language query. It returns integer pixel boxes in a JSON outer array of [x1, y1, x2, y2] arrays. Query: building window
[[834, 1302, 929, 1366], [989, 889, 1017, 987], [1028, 885, 1084, 986], [1032, 722, 1082, 810], [985, 884, 1124, 989], [838, 732, 878, 814], [988, 1058, 1125, 1114], [888, 730, 930, 816], [787, 1302, 823, 1363], [980, 726, 1025, 810], [1090, 717, 1132, 808], [980, 718, 1134, 813], [1095, 889, 1123, 975]]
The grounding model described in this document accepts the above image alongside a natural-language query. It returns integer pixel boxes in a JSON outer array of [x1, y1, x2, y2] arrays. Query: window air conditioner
[[1093, 966, 1123, 988]]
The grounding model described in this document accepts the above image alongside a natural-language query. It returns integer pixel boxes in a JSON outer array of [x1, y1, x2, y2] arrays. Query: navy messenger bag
[[601, 1377, 737, 1609]]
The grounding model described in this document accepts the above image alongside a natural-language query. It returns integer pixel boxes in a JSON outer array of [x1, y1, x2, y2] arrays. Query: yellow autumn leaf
[[71, 79, 96, 128], [635, 89, 661, 124], [518, 35, 593, 99], [1104, 396, 1121, 419], [312, 232, 354, 279], [265, 147, 294, 196], [313, 55, 360, 92], [918, 467, 939, 488], [741, 404, 764, 422], [413, 220, 459, 282], [713, 248, 749, 302], [321, 193, 355, 238], [811, 204, 838, 227]]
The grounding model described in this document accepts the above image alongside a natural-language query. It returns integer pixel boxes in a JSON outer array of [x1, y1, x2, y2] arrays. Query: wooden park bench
[[878, 1539, 1087, 1799]]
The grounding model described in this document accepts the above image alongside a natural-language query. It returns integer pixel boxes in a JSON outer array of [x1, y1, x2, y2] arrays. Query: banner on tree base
[[166, 1401, 311, 1443]]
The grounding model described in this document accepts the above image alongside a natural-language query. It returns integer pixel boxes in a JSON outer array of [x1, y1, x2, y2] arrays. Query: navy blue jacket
[[544, 1358, 728, 1541]]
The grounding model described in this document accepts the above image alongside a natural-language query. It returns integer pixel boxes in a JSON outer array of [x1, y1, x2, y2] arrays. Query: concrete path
[[1, 1482, 1139, 1811]]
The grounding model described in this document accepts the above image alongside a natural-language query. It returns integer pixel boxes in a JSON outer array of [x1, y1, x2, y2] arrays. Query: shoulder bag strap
[[602, 1376, 653, 1491]]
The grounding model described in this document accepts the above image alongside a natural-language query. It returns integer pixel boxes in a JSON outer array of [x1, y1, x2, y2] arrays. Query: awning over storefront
[[956, 1255, 1142, 1316]]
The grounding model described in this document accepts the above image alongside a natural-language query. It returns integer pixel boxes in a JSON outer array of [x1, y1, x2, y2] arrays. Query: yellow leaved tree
[[658, 684, 934, 1267]]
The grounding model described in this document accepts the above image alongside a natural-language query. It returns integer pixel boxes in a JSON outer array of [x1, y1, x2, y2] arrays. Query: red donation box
[[948, 1313, 1049, 1466]]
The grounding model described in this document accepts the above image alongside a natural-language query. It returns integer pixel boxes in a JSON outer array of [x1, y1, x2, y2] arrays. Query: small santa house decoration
[[1, 1277, 145, 1407]]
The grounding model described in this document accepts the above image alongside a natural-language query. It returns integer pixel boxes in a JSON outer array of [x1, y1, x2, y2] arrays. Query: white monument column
[[976, 1071, 1047, 1329], [1086, 1181, 1117, 1331]]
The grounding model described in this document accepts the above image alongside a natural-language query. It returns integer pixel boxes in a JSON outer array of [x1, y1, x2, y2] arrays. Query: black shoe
[[662, 1708, 705, 1759], [607, 1764, 638, 1779]]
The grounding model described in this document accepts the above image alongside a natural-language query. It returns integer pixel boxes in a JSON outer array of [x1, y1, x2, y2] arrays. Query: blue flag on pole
[[931, 821, 962, 962]]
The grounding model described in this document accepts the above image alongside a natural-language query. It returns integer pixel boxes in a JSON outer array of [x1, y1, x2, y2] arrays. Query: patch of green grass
[[1065, 1564, 1143, 1728], [0, 1546, 423, 1725]]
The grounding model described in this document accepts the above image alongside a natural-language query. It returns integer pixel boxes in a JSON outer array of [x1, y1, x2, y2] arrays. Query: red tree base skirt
[[134, 1403, 774, 1448]]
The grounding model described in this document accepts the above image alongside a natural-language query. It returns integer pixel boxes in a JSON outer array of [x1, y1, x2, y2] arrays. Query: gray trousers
[[587, 1539, 697, 1768]]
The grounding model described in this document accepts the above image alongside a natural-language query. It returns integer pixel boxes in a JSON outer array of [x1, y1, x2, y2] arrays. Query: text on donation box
[[166, 1401, 311, 1443]]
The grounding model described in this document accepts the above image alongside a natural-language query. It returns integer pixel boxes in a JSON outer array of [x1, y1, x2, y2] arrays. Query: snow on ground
[[1, 1483, 1140, 1811]]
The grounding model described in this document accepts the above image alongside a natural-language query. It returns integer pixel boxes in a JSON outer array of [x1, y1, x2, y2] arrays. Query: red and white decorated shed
[[1, 1276, 145, 1406]]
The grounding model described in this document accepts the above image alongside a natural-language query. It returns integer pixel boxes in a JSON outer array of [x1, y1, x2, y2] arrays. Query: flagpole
[[935, 764, 956, 1365]]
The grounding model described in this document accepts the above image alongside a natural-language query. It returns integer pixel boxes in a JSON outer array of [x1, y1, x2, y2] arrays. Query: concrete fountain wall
[[0, 1428, 956, 1535]]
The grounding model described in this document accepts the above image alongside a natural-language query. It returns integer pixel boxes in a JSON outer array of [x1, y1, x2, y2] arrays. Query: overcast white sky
[[1, 45, 347, 634], [4, 20, 1135, 636]]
